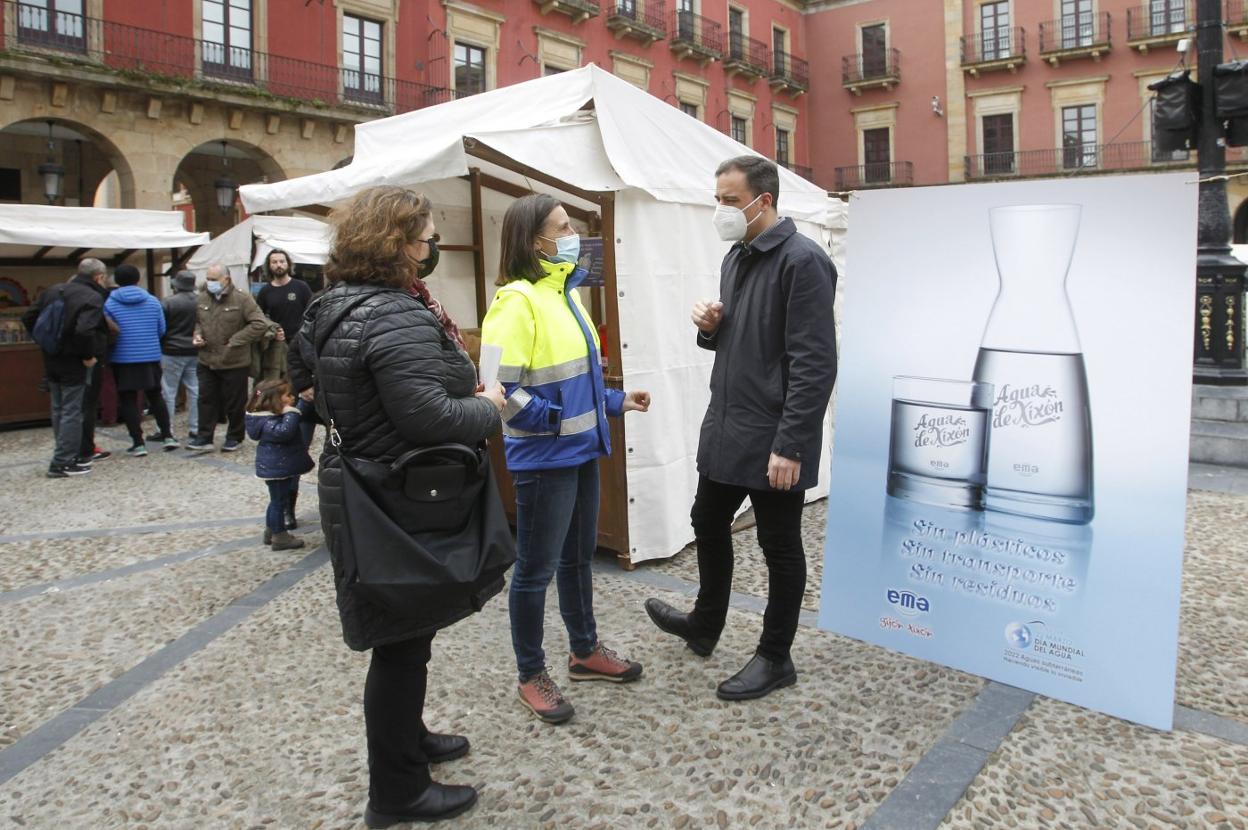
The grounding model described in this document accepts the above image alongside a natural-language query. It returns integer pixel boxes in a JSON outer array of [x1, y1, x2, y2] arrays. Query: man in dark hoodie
[[22, 258, 111, 478], [159, 270, 200, 440]]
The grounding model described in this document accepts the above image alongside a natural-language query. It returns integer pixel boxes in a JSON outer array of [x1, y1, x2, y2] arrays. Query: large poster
[[819, 173, 1196, 729]]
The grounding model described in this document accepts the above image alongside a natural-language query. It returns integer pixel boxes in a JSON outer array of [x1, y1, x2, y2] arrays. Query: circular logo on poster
[[1004, 622, 1033, 650]]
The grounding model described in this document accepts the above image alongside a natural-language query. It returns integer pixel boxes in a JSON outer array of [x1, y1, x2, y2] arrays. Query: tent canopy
[[185, 215, 330, 277], [241, 64, 832, 222], [0, 204, 208, 260]]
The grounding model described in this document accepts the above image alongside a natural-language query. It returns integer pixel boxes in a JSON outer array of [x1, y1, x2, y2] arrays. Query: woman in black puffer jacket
[[291, 186, 505, 827]]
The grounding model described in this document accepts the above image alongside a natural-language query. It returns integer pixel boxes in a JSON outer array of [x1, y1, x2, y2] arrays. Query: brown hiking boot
[[568, 642, 643, 683], [270, 531, 305, 551], [517, 670, 575, 724]]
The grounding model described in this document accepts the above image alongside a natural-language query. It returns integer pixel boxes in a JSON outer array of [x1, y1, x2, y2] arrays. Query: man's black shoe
[[644, 598, 717, 657], [716, 653, 797, 701], [47, 464, 91, 479], [421, 732, 469, 764], [364, 783, 478, 827]]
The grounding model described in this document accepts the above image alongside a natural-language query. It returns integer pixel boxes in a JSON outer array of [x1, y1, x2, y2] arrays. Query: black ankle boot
[[644, 598, 718, 657], [420, 732, 470, 764], [364, 782, 479, 827]]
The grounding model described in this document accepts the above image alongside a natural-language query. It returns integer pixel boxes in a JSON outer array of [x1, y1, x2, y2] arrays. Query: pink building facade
[[804, 0, 1248, 231]]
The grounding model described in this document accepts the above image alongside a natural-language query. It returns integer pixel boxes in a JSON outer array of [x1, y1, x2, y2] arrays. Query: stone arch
[[1234, 198, 1248, 245], [0, 116, 137, 208], [172, 138, 286, 238]]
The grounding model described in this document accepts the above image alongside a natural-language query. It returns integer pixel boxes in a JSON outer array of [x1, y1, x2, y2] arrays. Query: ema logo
[[886, 589, 930, 617]]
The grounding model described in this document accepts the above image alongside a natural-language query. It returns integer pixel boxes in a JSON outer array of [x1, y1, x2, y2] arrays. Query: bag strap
[[311, 291, 376, 453]]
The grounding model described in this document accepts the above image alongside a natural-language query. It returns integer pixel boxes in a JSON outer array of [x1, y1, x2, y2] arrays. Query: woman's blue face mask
[[538, 233, 581, 265]]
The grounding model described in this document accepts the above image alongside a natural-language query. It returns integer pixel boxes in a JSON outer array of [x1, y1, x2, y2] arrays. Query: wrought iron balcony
[[724, 32, 770, 80], [1127, 2, 1194, 52], [1229, 0, 1248, 38], [779, 161, 815, 182], [961, 27, 1026, 76], [834, 162, 913, 190], [842, 48, 901, 94], [532, 0, 600, 24], [1039, 12, 1112, 64], [770, 50, 809, 94], [670, 10, 722, 63], [606, 0, 667, 45], [3, 1, 453, 116], [964, 141, 1194, 179]]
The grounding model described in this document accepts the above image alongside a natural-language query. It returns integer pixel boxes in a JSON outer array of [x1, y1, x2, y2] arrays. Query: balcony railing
[[842, 48, 901, 90], [1127, 3, 1194, 49], [1039, 12, 1112, 61], [4, 0, 453, 116], [606, 0, 667, 43], [1229, 0, 1248, 35], [724, 32, 770, 78], [835, 162, 914, 190], [670, 10, 722, 61], [532, 0, 600, 24], [779, 161, 815, 182], [965, 141, 1195, 179], [961, 26, 1026, 72], [771, 50, 809, 92]]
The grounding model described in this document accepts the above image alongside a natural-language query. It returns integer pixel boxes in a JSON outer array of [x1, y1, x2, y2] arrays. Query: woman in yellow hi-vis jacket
[[481, 194, 651, 724]]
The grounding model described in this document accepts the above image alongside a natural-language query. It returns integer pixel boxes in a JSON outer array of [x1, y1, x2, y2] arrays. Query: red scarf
[[409, 279, 465, 351]]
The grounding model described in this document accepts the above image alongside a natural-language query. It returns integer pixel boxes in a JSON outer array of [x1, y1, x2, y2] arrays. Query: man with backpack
[[21, 258, 112, 478]]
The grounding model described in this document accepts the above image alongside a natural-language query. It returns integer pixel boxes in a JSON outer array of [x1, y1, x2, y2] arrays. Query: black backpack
[[31, 287, 69, 355]]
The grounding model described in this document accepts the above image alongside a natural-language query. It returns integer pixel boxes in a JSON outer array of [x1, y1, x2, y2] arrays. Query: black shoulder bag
[[313, 292, 515, 626]]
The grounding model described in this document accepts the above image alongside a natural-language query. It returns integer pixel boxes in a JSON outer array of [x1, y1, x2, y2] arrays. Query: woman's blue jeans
[[509, 459, 600, 680]]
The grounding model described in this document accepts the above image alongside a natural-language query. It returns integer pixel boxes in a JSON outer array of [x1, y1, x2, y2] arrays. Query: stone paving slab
[[939, 697, 1248, 830], [0, 542, 307, 749], [1176, 491, 1248, 724], [0, 526, 265, 593], [0, 567, 984, 829]]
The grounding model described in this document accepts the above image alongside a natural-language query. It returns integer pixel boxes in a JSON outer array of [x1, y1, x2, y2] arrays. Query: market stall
[[0, 204, 208, 424], [241, 64, 848, 566], [185, 214, 331, 293]]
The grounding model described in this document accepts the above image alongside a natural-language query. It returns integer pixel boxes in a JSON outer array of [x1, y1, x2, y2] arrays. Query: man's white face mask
[[711, 193, 764, 242]]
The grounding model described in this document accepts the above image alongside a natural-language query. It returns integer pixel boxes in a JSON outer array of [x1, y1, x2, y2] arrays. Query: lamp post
[[214, 140, 237, 217], [37, 120, 64, 205], [1194, 0, 1248, 384]]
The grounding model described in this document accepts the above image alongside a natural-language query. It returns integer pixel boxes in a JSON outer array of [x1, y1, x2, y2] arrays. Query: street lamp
[[214, 140, 237, 216], [37, 120, 64, 205], [1193, 0, 1247, 384]]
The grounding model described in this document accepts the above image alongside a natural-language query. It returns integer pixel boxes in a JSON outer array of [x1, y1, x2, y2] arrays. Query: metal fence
[[6, 0, 453, 115], [842, 48, 901, 84]]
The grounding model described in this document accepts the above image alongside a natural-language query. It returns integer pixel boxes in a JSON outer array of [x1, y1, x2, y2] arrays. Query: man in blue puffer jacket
[[104, 264, 177, 455]]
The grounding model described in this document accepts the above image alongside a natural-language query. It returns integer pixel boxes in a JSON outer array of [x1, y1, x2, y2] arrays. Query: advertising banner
[[819, 173, 1196, 729]]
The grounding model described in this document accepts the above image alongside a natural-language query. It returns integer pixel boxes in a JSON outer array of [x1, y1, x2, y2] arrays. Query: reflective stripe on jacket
[[480, 259, 625, 471]]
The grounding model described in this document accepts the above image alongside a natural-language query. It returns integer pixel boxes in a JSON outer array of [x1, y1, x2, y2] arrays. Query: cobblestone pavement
[[1, 418, 1245, 829]]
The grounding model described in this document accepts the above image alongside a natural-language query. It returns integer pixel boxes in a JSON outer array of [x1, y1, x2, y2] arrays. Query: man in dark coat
[[645, 155, 838, 701], [22, 258, 112, 477]]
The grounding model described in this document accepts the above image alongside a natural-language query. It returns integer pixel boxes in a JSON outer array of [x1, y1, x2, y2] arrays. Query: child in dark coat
[[246, 379, 314, 550]]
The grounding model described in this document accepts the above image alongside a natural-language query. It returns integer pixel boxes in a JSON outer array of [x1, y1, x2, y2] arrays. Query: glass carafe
[[972, 204, 1094, 524]]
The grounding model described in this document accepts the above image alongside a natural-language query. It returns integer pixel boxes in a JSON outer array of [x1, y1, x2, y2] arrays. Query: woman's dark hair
[[496, 193, 560, 287], [325, 186, 432, 289], [248, 379, 293, 414]]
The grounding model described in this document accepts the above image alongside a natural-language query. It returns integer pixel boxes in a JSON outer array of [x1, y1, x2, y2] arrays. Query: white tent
[[185, 215, 330, 284], [0, 203, 208, 254], [241, 64, 847, 565]]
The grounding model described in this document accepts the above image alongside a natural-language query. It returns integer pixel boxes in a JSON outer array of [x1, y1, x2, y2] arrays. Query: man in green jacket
[[187, 264, 268, 452]]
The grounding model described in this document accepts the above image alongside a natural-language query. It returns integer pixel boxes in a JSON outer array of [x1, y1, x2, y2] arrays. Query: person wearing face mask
[[187, 263, 269, 452], [644, 156, 838, 702], [480, 194, 652, 725]]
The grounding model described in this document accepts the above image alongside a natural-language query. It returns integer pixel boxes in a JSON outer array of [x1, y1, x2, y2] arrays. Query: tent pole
[[599, 193, 633, 569], [145, 249, 156, 293], [469, 167, 487, 326]]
